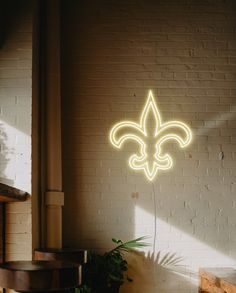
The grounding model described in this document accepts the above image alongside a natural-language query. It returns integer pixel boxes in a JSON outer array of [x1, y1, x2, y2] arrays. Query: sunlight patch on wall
[[135, 205, 235, 271], [197, 106, 236, 136], [0, 119, 31, 193]]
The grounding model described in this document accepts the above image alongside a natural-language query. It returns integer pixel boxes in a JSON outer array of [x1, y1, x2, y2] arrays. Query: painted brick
[[0, 1, 32, 266], [61, 1, 236, 293]]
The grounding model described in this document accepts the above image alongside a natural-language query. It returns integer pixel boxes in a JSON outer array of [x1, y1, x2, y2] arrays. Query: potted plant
[[76, 236, 148, 293]]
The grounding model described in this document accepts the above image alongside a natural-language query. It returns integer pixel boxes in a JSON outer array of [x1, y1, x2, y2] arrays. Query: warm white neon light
[[109, 90, 192, 181]]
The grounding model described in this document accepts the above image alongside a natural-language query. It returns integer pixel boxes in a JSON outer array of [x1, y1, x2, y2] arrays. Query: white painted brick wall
[[0, 3, 32, 263], [62, 1, 236, 292]]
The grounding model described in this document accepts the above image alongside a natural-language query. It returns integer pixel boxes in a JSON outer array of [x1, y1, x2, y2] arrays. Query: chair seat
[[0, 260, 80, 292]]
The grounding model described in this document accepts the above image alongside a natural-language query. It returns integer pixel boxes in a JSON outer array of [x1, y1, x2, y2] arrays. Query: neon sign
[[109, 90, 192, 181]]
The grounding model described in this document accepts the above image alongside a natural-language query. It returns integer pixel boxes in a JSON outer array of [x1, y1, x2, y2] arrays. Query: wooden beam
[[0, 183, 28, 203]]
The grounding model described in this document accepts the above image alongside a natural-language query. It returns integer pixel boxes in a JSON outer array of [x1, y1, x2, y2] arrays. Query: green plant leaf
[[112, 238, 123, 245], [80, 236, 149, 292]]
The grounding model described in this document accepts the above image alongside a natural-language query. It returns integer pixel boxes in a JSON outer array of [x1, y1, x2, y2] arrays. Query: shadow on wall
[[0, 0, 32, 138], [122, 250, 197, 293], [0, 0, 31, 48]]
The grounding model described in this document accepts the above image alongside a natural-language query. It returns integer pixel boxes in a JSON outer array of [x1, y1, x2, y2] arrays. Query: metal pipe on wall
[[43, 0, 64, 249]]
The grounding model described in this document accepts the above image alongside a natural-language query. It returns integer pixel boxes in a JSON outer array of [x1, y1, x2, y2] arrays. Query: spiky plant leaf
[[78, 236, 149, 293]]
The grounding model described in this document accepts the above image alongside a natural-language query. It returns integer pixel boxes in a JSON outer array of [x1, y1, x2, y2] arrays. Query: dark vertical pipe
[[0, 203, 6, 293], [36, 0, 64, 249]]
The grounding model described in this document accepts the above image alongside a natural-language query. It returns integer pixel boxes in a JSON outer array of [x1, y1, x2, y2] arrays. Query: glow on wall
[[109, 90, 192, 181]]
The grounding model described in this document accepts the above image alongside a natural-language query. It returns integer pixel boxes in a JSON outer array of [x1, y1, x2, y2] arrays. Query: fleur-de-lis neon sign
[[109, 90, 193, 181]]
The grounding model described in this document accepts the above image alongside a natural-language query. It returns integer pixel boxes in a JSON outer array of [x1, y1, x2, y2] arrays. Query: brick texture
[[0, 0, 32, 268], [61, 1, 236, 292], [0, 204, 3, 264]]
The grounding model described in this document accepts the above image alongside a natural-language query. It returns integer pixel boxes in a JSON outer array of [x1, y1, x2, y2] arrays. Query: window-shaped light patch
[[109, 90, 193, 181]]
